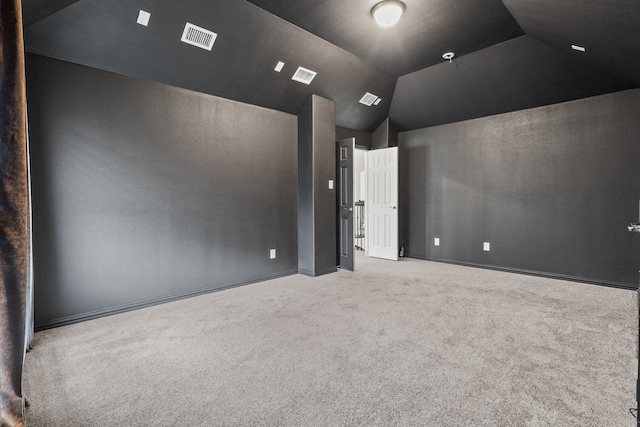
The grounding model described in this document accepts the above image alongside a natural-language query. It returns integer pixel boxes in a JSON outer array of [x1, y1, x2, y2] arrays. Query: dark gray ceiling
[[502, 0, 640, 87], [23, 0, 396, 132], [390, 36, 635, 131], [20, 0, 79, 27], [245, 0, 524, 76], [21, 0, 640, 132]]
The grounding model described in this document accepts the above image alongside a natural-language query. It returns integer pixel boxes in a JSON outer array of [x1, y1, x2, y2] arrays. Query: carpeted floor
[[24, 254, 638, 426]]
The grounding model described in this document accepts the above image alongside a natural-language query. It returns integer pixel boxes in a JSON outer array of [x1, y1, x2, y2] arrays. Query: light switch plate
[[328, 180, 334, 189], [483, 242, 490, 251], [270, 249, 276, 259], [434, 238, 440, 246]]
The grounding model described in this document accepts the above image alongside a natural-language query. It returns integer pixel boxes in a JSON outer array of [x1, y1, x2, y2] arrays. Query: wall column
[[297, 95, 337, 276]]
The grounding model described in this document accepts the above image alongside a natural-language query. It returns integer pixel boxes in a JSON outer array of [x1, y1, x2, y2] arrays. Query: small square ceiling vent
[[359, 92, 379, 106], [181, 23, 217, 51], [291, 67, 317, 85], [137, 10, 151, 26]]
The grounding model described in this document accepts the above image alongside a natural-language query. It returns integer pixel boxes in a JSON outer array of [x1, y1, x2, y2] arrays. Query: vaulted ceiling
[[22, 0, 640, 132]]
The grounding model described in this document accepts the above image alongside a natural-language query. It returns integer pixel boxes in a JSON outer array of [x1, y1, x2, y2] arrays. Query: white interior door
[[367, 147, 398, 260]]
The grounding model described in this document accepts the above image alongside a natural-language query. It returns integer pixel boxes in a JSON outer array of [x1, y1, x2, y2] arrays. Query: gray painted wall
[[336, 126, 372, 149], [372, 118, 398, 149], [298, 95, 338, 276], [399, 89, 640, 288], [27, 54, 299, 328]]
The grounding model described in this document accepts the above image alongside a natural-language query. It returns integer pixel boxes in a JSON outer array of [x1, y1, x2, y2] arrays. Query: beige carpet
[[24, 254, 638, 426]]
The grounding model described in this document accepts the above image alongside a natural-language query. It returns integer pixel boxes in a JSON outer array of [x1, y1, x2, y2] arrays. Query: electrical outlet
[[483, 242, 490, 252], [270, 249, 276, 259], [434, 237, 440, 246]]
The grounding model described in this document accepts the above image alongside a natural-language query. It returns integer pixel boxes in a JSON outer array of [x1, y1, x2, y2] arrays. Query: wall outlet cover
[[483, 242, 490, 251], [270, 249, 276, 259]]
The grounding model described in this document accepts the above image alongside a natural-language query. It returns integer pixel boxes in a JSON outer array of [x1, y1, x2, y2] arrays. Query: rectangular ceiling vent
[[181, 23, 217, 51], [359, 92, 379, 106], [291, 67, 317, 85]]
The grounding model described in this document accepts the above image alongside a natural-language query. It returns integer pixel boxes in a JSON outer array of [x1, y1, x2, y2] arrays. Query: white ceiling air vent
[[291, 67, 317, 85], [359, 92, 379, 106], [181, 23, 217, 51]]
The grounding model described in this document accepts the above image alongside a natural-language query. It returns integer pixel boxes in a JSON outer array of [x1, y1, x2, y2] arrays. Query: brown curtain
[[0, 0, 29, 425]]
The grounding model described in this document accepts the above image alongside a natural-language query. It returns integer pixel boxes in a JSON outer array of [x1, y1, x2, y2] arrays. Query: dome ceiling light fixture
[[371, 1, 406, 27]]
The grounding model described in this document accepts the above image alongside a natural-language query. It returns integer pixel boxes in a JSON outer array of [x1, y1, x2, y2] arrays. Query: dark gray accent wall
[[399, 89, 640, 288], [336, 126, 372, 149], [298, 95, 337, 276], [372, 118, 398, 149], [26, 54, 299, 329]]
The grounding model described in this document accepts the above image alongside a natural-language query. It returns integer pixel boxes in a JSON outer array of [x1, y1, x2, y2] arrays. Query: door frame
[[336, 138, 355, 271]]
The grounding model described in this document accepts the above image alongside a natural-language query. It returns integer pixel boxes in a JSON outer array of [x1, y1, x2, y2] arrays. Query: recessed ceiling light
[[292, 67, 317, 85], [274, 61, 285, 72], [371, 1, 405, 27], [137, 10, 151, 26], [571, 44, 586, 52]]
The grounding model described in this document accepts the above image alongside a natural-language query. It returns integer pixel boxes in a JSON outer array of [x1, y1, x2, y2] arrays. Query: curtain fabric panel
[[0, 0, 30, 426]]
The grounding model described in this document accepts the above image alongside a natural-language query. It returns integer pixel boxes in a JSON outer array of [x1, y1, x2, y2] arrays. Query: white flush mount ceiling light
[[442, 52, 455, 63], [372, 1, 405, 27]]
